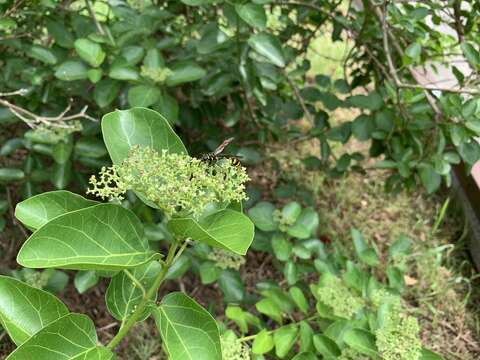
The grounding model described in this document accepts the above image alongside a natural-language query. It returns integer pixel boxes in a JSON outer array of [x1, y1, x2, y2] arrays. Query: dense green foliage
[[1, 0, 480, 359]]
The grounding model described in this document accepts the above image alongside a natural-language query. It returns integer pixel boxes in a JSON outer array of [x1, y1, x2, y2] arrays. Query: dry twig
[[0, 89, 97, 129]]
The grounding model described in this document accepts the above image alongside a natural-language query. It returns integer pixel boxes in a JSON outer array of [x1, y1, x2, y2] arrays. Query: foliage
[[0, 108, 255, 359], [2, 0, 480, 198], [224, 208, 443, 360]]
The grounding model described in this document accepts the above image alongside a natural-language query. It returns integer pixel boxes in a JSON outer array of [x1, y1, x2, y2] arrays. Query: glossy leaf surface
[[153, 292, 222, 360], [167, 209, 255, 255], [18, 204, 155, 270], [6, 314, 98, 360], [106, 260, 162, 321], [0, 276, 69, 346], [15, 190, 97, 231], [102, 107, 187, 165]]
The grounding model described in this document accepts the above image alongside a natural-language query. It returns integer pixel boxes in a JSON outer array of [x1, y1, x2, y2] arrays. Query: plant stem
[[107, 242, 180, 350]]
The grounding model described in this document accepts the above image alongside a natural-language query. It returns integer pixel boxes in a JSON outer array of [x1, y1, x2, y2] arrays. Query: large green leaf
[[106, 260, 162, 321], [17, 204, 156, 270], [72, 347, 117, 360], [153, 292, 222, 360], [248, 33, 285, 67], [5, 313, 101, 360], [167, 209, 254, 255], [102, 107, 187, 165], [74, 38, 106, 67], [15, 190, 98, 231], [0, 276, 69, 346]]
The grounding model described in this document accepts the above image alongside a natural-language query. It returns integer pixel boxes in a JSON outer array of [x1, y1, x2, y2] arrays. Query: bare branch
[[0, 90, 97, 128]]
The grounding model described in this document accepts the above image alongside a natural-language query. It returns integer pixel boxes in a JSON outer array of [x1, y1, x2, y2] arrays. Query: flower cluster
[[208, 248, 246, 270], [376, 312, 422, 360], [273, 209, 296, 232], [140, 66, 173, 83], [88, 145, 249, 219], [221, 331, 250, 360], [317, 274, 365, 319]]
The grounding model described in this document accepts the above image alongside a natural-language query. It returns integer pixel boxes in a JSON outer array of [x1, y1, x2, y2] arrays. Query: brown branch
[[283, 69, 314, 125], [85, 0, 105, 35], [0, 91, 97, 128], [452, 0, 464, 43]]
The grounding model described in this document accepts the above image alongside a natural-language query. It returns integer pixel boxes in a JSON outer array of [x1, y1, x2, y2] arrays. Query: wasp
[[200, 137, 242, 167]]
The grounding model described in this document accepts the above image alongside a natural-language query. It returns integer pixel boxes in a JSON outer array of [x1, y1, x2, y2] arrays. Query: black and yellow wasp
[[200, 137, 242, 167]]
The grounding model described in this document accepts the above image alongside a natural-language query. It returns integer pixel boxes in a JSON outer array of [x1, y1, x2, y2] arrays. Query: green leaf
[[418, 164, 441, 194], [247, 201, 277, 231], [75, 137, 107, 158], [287, 208, 319, 239], [388, 234, 412, 259], [15, 190, 98, 231], [108, 66, 140, 81], [405, 42, 421, 60], [419, 348, 444, 360], [166, 62, 207, 86], [299, 321, 314, 352], [313, 334, 341, 358], [271, 234, 292, 261], [167, 209, 254, 255], [102, 107, 187, 166], [17, 204, 156, 270], [0, 168, 25, 182], [55, 60, 89, 81], [94, 79, 120, 108], [347, 92, 383, 111], [461, 42, 480, 68], [153, 292, 222, 360], [72, 347, 117, 360], [28, 45, 57, 65], [273, 325, 298, 358], [256, 298, 283, 324], [0, 276, 69, 346], [225, 306, 248, 333], [74, 271, 99, 294], [46, 20, 74, 48], [52, 141, 73, 164], [74, 38, 106, 67], [248, 33, 286, 67], [181, 0, 216, 5], [235, 3, 267, 29], [197, 24, 229, 54], [352, 114, 375, 141], [252, 329, 274, 354], [289, 286, 309, 314], [343, 328, 379, 358], [106, 260, 162, 321], [218, 269, 245, 302], [6, 314, 100, 360], [291, 353, 317, 360], [128, 85, 161, 107], [281, 201, 301, 224], [199, 261, 222, 284]]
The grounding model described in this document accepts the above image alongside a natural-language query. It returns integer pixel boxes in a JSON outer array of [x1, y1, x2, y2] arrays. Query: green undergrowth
[[268, 138, 480, 359]]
